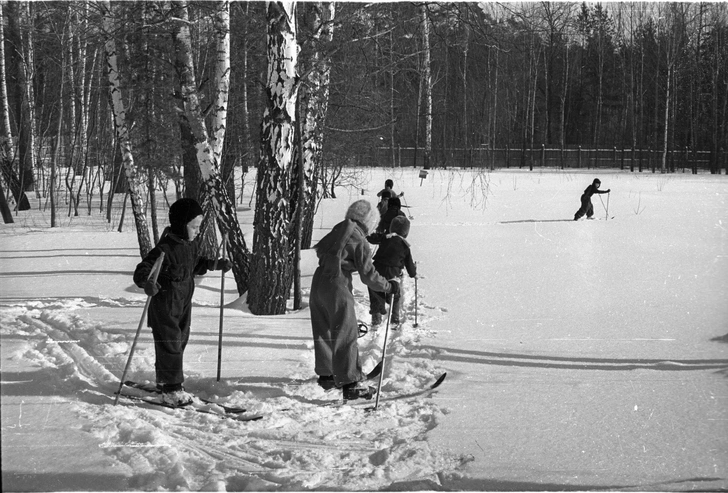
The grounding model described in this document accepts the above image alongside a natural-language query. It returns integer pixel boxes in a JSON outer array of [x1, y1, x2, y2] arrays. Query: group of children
[[367, 179, 417, 327], [134, 177, 607, 405], [132, 179, 416, 405]]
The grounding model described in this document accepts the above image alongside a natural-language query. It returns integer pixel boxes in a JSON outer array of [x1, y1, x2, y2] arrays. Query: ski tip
[[366, 360, 383, 380], [431, 372, 447, 389]]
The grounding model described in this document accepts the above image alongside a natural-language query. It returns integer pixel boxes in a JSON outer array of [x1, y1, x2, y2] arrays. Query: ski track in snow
[[0, 279, 465, 491]]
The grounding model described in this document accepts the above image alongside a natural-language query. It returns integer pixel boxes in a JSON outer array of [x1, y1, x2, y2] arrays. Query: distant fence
[[369, 146, 727, 174]]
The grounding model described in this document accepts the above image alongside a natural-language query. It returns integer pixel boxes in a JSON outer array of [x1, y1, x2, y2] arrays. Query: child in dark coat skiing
[[310, 200, 399, 400], [574, 178, 611, 220], [133, 198, 231, 407], [367, 215, 417, 326], [377, 190, 391, 217], [375, 196, 406, 234], [377, 179, 403, 199]]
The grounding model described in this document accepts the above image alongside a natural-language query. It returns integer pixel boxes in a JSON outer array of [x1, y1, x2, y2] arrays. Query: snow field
[[2, 166, 727, 491]]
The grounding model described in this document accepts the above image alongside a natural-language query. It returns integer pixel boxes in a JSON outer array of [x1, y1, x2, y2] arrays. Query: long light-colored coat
[[310, 219, 390, 386]]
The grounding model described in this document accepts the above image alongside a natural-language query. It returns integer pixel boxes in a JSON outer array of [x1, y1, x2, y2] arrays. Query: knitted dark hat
[[169, 198, 203, 238], [593, 178, 601, 185], [388, 197, 401, 209], [390, 215, 411, 238], [380, 190, 392, 199]]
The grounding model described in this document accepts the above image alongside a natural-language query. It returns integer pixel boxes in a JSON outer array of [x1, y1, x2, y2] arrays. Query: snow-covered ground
[[1, 167, 727, 492]]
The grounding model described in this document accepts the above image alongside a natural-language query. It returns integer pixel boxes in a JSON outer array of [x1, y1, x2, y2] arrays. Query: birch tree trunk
[[0, 0, 27, 215], [389, 5, 396, 167], [299, 2, 334, 250], [101, 0, 152, 258], [421, 4, 433, 169], [7, 2, 37, 197], [248, 1, 299, 315], [238, 1, 253, 177], [171, 0, 250, 294]]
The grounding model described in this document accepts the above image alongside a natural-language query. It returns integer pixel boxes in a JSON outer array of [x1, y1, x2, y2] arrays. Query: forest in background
[[0, 1, 726, 314]]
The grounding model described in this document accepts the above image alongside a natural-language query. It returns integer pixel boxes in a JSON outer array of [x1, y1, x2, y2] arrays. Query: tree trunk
[[101, 0, 152, 258], [421, 5, 432, 169], [7, 2, 37, 196], [50, 20, 68, 228], [248, 1, 299, 315], [238, 1, 252, 179], [171, 0, 250, 294], [661, 61, 672, 174], [299, 2, 334, 250], [0, 1, 29, 212]]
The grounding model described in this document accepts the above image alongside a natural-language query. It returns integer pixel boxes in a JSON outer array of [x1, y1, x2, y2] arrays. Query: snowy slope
[[2, 167, 727, 491]]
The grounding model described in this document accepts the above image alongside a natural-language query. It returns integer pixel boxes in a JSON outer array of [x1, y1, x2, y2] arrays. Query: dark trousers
[[150, 300, 192, 391], [368, 288, 401, 321], [574, 194, 594, 220]]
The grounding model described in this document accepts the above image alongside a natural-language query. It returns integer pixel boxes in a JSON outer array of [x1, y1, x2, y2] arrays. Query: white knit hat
[[345, 200, 379, 233]]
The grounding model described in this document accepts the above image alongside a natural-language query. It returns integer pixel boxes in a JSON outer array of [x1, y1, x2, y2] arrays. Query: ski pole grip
[[149, 252, 165, 283]]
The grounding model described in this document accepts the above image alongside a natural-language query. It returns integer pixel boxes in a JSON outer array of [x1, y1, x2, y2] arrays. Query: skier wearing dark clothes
[[377, 190, 391, 217], [133, 198, 231, 407], [310, 200, 400, 400], [367, 215, 417, 327], [574, 178, 611, 220], [375, 196, 406, 234], [377, 179, 403, 199]]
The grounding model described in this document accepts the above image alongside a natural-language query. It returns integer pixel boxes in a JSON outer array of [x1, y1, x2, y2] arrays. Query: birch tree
[[421, 4, 433, 169], [7, 2, 37, 196], [101, 0, 152, 258], [0, 0, 28, 214], [170, 0, 250, 294], [247, 1, 299, 315], [298, 2, 334, 249], [659, 4, 687, 174]]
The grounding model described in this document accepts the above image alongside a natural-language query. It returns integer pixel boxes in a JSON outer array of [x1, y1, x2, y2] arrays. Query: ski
[[115, 392, 264, 422], [122, 380, 248, 414], [581, 216, 614, 221], [365, 372, 447, 406], [366, 361, 383, 380], [319, 372, 447, 408]]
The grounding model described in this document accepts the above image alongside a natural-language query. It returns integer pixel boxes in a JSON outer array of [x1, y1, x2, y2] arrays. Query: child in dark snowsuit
[[377, 190, 391, 217], [377, 179, 403, 199], [375, 197, 406, 234], [133, 198, 231, 407], [574, 178, 611, 220], [367, 215, 417, 326]]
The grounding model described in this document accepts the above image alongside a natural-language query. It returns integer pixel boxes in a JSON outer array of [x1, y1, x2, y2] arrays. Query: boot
[[371, 312, 382, 326], [390, 296, 402, 325], [342, 382, 377, 400], [316, 375, 335, 390], [162, 389, 194, 407]]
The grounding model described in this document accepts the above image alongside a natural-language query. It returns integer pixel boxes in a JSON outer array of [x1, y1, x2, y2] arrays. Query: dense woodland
[[1, 2, 727, 313]]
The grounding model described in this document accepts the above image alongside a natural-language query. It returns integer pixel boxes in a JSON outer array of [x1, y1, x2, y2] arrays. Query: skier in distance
[[377, 178, 404, 199], [574, 178, 611, 220], [375, 196, 406, 234]]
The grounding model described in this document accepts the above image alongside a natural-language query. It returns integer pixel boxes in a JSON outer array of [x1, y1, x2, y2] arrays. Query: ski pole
[[606, 191, 610, 220], [413, 276, 419, 328], [402, 194, 414, 220], [114, 252, 165, 405], [373, 286, 395, 411], [599, 194, 608, 218], [216, 233, 228, 382]]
